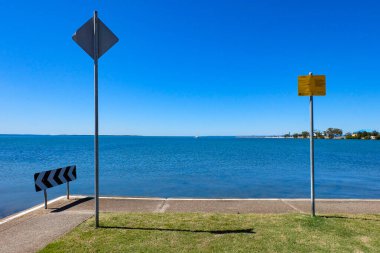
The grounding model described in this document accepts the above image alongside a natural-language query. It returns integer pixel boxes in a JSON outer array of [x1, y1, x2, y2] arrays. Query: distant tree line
[[345, 131, 379, 140], [284, 128, 380, 140]]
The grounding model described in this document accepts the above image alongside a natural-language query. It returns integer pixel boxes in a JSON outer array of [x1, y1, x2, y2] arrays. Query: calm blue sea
[[0, 135, 379, 218]]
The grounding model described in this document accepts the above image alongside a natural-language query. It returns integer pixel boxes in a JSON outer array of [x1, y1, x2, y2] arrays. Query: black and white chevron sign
[[34, 165, 77, 192]]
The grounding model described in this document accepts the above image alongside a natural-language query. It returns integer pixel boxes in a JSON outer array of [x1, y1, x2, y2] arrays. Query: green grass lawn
[[40, 213, 380, 253]]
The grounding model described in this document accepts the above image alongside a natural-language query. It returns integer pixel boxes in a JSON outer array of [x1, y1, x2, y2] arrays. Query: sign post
[[298, 72, 326, 217], [309, 74, 315, 216], [93, 11, 100, 229], [73, 11, 118, 228]]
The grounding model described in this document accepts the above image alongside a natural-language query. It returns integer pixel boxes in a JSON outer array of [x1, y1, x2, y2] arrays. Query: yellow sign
[[298, 75, 326, 96]]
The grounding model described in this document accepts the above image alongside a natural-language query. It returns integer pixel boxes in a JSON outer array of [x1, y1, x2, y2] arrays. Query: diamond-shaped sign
[[73, 16, 118, 59]]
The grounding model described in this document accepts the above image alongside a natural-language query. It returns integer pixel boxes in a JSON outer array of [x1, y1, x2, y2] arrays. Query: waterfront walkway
[[1, 196, 380, 253]]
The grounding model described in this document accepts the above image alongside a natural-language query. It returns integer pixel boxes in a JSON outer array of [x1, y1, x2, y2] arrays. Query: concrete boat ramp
[[1, 196, 380, 253]]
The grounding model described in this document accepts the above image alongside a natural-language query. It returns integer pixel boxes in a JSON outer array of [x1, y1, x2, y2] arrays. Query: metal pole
[[44, 190, 47, 209], [94, 10, 100, 228], [309, 73, 315, 217], [67, 182, 70, 199]]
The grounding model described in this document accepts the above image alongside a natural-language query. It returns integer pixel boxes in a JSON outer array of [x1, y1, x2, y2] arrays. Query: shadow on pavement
[[52, 197, 93, 213], [100, 226, 255, 234]]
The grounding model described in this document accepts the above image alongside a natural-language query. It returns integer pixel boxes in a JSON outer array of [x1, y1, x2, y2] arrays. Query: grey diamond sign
[[72, 15, 118, 59]]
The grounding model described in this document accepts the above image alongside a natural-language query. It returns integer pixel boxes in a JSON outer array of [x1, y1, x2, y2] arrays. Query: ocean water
[[0, 135, 379, 218]]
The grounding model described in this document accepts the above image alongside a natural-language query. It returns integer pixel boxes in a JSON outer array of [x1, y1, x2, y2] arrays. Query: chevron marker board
[[34, 166, 77, 192]]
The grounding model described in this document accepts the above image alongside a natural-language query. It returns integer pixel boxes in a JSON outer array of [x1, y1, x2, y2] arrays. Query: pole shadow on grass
[[319, 215, 380, 222], [100, 226, 255, 234], [298, 213, 380, 222]]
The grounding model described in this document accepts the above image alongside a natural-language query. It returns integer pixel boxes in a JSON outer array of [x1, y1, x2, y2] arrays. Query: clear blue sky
[[0, 0, 379, 136]]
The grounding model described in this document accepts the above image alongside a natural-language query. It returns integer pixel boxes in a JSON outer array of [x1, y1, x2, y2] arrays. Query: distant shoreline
[[0, 134, 379, 140]]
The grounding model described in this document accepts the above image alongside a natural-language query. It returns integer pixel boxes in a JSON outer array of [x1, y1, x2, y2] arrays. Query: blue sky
[[0, 0, 379, 136]]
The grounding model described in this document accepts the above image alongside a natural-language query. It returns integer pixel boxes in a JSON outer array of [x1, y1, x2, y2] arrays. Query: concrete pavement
[[1, 196, 380, 253], [0, 197, 92, 253]]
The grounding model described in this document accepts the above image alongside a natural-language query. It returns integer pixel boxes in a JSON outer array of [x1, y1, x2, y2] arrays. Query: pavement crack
[[281, 199, 305, 214], [154, 199, 169, 213]]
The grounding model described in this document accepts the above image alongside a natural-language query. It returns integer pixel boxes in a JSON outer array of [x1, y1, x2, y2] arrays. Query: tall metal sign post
[[73, 11, 118, 227], [298, 72, 326, 217]]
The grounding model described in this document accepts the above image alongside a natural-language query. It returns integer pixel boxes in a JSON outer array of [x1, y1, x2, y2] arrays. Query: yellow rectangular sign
[[298, 75, 326, 96]]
